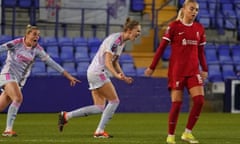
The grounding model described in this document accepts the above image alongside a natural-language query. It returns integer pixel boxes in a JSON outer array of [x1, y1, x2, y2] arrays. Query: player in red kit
[[145, 0, 208, 144]]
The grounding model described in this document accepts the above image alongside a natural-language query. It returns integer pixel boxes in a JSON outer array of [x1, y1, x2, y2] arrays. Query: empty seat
[[221, 64, 237, 80], [18, 0, 32, 8], [205, 49, 219, 64], [208, 64, 223, 82], [88, 37, 102, 49], [62, 62, 77, 76], [121, 63, 136, 76], [0, 35, 12, 44], [44, 36, 58, 46], [46, 66, 61, 76], [130, 0, 145, 12], [31, 61, 47, 76], [58, 37, 73, 46], [232, 47, 240, 64], [73, 37, 88, 47], [2, 0, 17, 7], [218, 48, 233, 64], [46, 46, 61, 62], [119, 53, 134, 64], [75, 46, 89, 53], [136, 67, 146, 77], [162, 45, 171, 61], [60, 46, 74, 62], [77, 62, 90, 76], [75, 52, 90, 62]]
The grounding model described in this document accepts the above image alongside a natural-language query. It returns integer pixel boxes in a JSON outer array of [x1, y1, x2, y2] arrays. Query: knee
[[109, 99, 120, 105]]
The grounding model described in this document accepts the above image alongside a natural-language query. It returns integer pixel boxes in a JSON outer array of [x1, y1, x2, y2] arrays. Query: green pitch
[[0, 113, 239, 144]]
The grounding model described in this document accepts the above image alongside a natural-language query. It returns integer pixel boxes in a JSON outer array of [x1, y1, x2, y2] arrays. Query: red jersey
[[150, 20, 208, 77]]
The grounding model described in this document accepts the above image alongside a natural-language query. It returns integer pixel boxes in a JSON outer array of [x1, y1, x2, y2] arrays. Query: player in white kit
[[58, 17, 141, 138], [0, 24, 80, 137]]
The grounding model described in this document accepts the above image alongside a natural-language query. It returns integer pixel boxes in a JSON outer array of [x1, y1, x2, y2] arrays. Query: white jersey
[[87, 32, 125, 75], [0, 37, 64, 87]]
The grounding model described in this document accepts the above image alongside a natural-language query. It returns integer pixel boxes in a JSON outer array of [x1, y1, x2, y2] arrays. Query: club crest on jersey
[[111, 43, 118, 52]]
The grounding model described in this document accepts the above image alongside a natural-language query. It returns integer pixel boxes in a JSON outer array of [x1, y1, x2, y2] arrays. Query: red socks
[[168, 101, 182, 135], [186, 95, 204, 130]]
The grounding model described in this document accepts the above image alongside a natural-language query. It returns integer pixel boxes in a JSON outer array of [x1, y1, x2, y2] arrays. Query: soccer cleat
[[58, 111, 68, 132], [181, 132, 199, 144], [94, 131, 113, 138], [2, 131, 17, 137], [166, 135, 176, 144]]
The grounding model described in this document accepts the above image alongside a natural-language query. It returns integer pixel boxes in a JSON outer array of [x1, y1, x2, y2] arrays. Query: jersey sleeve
[[35, 45, 50, 61], [105, 37, 120, 56]]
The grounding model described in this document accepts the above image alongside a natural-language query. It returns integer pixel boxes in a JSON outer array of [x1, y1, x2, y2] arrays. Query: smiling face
[[183, 2, 199, 23], [25, 28, 40, 47]]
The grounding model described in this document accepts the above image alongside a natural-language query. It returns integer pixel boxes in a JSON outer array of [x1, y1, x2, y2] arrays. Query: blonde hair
[[123, 17, 140, 32], [25, 24, 39, 35], [176, 0, 198, 20], [176, 8, 183, 20]]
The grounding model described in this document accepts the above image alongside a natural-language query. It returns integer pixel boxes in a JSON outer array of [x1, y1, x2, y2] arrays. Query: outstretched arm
[[44, 57, 81, 86]]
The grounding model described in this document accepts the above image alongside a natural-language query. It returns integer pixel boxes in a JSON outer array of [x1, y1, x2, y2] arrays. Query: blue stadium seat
[[2, 0, 17, 7], [0, 35, 12, 44], [121, 63, 136, 76], [62, 62, 77, 76], [88, 37, 102, 47], [197, 9, 211, 28], [119, 53, 134, 64], [223, 11, 237, 30], [75, 52, 90, 62], [77, 62, 90, 76], [75, 46, 89, 53], [60, 46, 74, 62], [217, 44, 230, 50], [218, 48, 233, 64], [136, 67, 146, 77], [89, 46, 99, 53], [235, 64, 240, 71], [31, 61, 47, 76], [205, 48, 219, 64], [205, 43, 216, 49], [88, 37, 102, 53], [208, 64, 223, 82], [130, 0, 145, 12], [46, 66, 61, 76], [73, 37, 88, 47], [221, 64, 237, 80], [58, 37, 73, 46], [45, 46, 61, 62], [231, 46, 240, 64], [44, 37, 58, 46], [162, 45, 171, 61], [18, 0, 32, 8]]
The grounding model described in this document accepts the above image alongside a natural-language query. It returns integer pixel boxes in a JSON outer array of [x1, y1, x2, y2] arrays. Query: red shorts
[[168, 74, 204, 90]]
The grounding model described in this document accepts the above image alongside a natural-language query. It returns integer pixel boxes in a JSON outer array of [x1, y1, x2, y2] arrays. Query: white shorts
[[0, 73, 18, 88], [87, 71, 111, 90]]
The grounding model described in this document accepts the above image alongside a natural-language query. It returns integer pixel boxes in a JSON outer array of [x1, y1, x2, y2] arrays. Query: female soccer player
[[0, 24, 80, 137], [145, 0, 208, 144], [58, 17, 141, 138]]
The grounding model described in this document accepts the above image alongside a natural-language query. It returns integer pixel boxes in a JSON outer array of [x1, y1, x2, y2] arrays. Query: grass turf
[[0, 112, 239, 144]]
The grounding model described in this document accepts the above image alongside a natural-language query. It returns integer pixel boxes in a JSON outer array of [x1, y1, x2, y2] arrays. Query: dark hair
[[25, 24, 39, 35], [123, 17, 140, 32]]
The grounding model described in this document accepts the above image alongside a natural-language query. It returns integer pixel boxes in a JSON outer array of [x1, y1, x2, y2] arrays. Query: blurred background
[[0, 0, 239, 114]]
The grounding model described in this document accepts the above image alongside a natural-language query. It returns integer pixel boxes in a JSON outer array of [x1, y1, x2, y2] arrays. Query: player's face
[[183, 2, 199, 22], [128, 25, 141, 41], [26, 29, 40, 47]]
